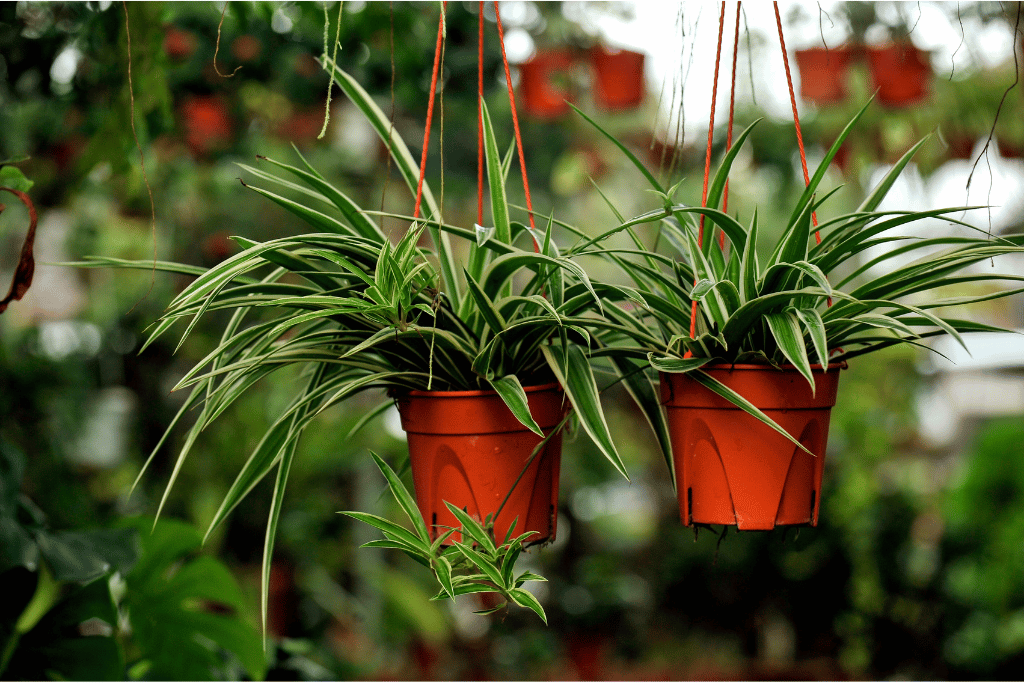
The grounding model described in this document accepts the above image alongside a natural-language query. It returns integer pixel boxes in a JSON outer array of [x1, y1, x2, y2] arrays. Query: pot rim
[[401, 381, 562, 398], [662, 361, 848, 373]]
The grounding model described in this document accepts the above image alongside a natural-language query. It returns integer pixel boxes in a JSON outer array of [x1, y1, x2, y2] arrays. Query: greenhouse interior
[[2, 1, 1024, 680]]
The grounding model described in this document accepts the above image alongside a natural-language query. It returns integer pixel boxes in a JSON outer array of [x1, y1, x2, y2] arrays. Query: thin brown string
[[123, 1, 157, 312], [213, 2, 242, 78]]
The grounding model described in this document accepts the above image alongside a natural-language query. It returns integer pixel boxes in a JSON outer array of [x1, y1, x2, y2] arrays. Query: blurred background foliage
[[1, 1, 1023, 679]]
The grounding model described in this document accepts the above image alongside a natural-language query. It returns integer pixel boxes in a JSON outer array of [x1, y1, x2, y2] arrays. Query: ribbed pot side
[[395, 384, 566, 546], [660, 364, 844, 531]]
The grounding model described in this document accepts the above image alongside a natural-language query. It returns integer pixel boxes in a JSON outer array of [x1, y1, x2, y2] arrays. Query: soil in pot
[[660, 364, 844, 531], [395, 383, 566, 546], [866, 43, 931, 107], [794, 46, 853, 105], [590, 46, 646, 110]]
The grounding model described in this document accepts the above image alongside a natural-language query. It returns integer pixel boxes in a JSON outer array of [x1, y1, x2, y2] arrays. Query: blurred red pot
[[518, 49, 576, 118], [590, 45, 645, 110], [866, 43, 931, 107], [794, 46, 853, 105], [180, 95, 233, 157], [163, 25, 197, 61]]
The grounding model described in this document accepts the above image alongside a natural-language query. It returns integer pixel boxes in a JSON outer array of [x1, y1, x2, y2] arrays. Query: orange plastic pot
[[591, 46, 646, 110], [395, 383, 566, 546], [660, 364, 844, 530], [866, 44, 931, 107], [518, 50, 576, 118], [794, 47, 853, 105]]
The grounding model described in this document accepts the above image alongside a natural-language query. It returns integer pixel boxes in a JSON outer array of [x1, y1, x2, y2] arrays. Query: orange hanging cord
[[413, 4, 447, 221], [685, 1, 728, 353], [494, 1, 540, 251], [476, 2, 485, 225], [414, 3, 538, 254], [774, 1, 820, 241], [721, 2, 742, 226]]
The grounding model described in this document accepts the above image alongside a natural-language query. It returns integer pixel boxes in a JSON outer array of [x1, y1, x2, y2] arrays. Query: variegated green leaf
[[487, 375, 543, 436]]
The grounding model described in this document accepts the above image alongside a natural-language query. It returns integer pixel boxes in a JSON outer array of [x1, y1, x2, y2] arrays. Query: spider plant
[[342, 453, 550, 622], [78, 65, 638, 635], [564, 98, 1024, 450]]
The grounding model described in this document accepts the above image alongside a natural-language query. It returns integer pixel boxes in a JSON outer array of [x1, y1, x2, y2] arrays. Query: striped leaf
[[541, 344, 628, 480], [487, 374, 543, 436], [765, 310, 815, 391]]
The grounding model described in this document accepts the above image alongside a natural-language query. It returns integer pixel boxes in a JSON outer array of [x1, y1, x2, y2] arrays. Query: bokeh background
[[2, 1, 1024, 679]]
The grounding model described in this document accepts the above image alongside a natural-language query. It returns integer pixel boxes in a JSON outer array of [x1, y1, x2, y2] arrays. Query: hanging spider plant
[[563, 98, 1024, 450], [79, 65, 644, 629]]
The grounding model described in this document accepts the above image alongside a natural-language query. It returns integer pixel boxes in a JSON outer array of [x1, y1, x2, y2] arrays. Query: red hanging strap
[[413, 5, 447, 220], [686, 1, 728, 352], [476, 2, 485, 225], [494, 1, 539, 251], [774, 1, 820, 241], [721, 1, 742, 228]]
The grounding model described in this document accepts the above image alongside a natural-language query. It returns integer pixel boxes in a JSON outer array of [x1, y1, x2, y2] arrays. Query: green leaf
[[508, 588, 547, 624], [740, 210, 760, 303], [0, 164, 34, 193], [473, 602, 509, 616], [499, 543, 523, 588], [793, 307, 829, 370], [465, 271, 507, 336], [515, 570, 548, 585], [487, 375, 543, 436], [785, 97, 873, 229], [340, 511, 431, 558], [370, 452, 431, 543], [248, 156, 386, 243], [324, 57, 459, 302], [765, 310, 815, 391], [689, 371, 812, 455], [541, 344, 628, 480], [444, 502, 497, 556], [120, 517, 265, 681], [647, 354, 712, 373], [703, 119, 760, 228], [568, 103, 664, 195], [432, 555, 456, 600], [452, 541, 505, 589]]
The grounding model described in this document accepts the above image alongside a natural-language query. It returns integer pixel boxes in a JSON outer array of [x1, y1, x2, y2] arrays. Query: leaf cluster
[[75, 62, 634, 637], [0, 440, 263, 681], [563, 100, 1024, 453], [342, 453, 548, 623]]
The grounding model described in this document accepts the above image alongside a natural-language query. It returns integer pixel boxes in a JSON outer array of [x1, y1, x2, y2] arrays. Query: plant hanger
[[687, 0, 830, 358], [414, 1, 540, 251]]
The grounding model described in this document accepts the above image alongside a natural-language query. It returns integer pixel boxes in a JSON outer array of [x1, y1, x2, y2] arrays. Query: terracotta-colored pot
[[946, 133, 976, 160], [590, 46, 646, 110], [180, 95, 233, 157], [660, 364, 844, 530], [794, 47, 853, 105], [866, 43, 931, 107], [997, 137, 1024, 159], [395, 383, 566, 545], [518, 50, 576, 118]]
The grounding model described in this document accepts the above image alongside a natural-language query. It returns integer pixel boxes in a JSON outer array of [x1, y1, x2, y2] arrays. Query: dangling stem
[[213, 2, 242, 78], [318, 1, 344, 139], [122, 1, 157, 313]]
